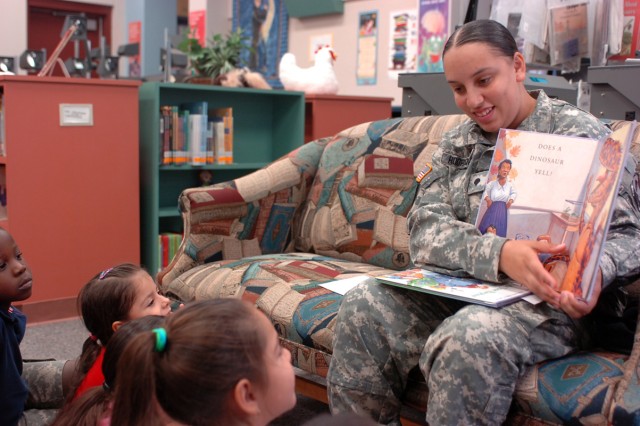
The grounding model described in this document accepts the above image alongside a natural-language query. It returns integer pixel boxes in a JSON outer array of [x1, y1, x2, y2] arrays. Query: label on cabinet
[[59, 104, 93, 126]]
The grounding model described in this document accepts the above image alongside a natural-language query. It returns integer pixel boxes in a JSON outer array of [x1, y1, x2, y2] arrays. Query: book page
[[377, 268, 531, 308]]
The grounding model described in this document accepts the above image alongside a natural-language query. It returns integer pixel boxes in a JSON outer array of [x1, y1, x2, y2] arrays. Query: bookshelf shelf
[[158, 162, 269, 171], [0, 76, 141, 321], [139, 82, 305, 274]]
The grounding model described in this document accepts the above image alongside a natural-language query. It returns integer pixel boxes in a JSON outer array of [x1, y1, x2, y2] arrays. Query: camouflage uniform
[[19, 360, 67, 425], [327, 91, 640, 425]]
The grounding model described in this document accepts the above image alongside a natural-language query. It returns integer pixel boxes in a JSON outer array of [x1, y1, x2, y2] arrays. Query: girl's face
[[0, 230, 32, 310], [127, 271, 171, 319], [444, 42, 534, 133], [253, 310, 296, 423]]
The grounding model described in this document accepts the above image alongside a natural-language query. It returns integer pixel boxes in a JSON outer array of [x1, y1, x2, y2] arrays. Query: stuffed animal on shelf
[[278, 45, 338, 95], [214, 67, 272, 90]]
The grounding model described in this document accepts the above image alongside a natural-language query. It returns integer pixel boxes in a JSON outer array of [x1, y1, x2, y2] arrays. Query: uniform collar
[[516, 90, 554, 133]]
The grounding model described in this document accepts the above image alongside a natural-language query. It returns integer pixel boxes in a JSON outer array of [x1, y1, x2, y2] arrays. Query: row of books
[[158, 232, 182, 272], [159, 102, 233, 166]]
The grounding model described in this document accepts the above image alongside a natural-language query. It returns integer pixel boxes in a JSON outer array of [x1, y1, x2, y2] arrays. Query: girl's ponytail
[[110, 331, 162, 426]]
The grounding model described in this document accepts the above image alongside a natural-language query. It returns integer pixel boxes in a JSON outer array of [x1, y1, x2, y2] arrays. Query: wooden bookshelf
[[139, 82, 305, 275], [0, 76, 141, 322], [304, 94, 393, 142]]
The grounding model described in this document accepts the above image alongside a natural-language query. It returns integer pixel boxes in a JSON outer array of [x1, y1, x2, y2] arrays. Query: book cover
[[475, 124, 636, 302], [376, 268, 531, 308]]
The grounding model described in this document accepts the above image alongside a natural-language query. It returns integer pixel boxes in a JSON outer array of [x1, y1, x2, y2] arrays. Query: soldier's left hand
[[558, 269, 602, 318]]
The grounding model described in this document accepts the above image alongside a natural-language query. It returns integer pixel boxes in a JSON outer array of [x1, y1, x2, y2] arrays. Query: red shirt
[[73, 346, 106, 399]]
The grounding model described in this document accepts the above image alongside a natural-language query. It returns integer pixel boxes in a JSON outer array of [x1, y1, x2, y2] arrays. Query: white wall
[[288, 1, 415, 106], [0, 1, 28, 67]]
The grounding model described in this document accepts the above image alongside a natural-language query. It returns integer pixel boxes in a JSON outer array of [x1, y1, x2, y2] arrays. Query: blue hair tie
[[152, 328, 167, 352]]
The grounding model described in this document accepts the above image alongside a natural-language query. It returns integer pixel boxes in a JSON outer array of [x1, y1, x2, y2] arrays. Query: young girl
[[70, 263, 172, 399], [110, 298, 297, 426], [51, 315, 166, 426]]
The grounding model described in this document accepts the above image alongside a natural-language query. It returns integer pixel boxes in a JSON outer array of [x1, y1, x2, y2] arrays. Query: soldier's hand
[[498, 240, 566, 307], [559, 269, 602, 318]]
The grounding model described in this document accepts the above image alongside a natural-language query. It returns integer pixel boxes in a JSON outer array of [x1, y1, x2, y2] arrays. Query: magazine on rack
[[378, 122, 636, 307]]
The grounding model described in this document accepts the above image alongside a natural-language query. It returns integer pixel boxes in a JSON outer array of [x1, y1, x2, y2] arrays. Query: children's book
[[376, 269, 531, 308], [377, 123, 635, 307], [474, 123, 636, 303]]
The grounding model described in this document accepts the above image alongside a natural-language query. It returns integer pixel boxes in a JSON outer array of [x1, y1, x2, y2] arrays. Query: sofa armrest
[[158, 139, 329, 287]]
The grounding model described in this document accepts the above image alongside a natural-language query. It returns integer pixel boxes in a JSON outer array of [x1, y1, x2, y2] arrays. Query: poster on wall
[[417, 0, 449, 73], [388, 10, 418, 79], [128, 21, 141, 78], [233, 0, 288, 88], [609, 1, 640, 61], [189, 9, 206, 47], [357, 10, 378, 85]]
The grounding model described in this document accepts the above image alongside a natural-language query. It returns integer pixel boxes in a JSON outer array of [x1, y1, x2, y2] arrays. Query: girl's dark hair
[[52, 316, 166, 426], [443, 19, 518, 59], [110, 299, 269, 426], [70, 263, 144, 397]]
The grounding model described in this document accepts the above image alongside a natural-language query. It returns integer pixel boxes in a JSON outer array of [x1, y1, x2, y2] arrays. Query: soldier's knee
[[429, 305, 517, 351]]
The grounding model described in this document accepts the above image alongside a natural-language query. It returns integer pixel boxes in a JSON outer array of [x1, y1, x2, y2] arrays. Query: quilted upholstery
[[159, 115, 640, 425]]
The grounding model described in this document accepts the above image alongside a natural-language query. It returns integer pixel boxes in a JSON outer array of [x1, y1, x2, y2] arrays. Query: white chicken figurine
[[279, 46, 339, 95]]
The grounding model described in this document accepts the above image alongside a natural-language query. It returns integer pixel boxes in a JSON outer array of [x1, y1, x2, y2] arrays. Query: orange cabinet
[[304, 94, 393, 143], [0, 76, 140, 322]]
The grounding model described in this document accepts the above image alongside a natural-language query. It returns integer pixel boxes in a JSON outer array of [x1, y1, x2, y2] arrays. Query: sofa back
[[160, 115, 640, 286], [293, 115, 468, 270], [293, 116, 640, 271]]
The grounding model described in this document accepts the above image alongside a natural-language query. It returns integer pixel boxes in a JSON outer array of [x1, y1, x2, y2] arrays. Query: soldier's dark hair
[[443, 19, 518, 59]]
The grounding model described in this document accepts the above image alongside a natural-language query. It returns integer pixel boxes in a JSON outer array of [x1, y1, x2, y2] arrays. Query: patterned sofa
[[158, 115, 640, 425]]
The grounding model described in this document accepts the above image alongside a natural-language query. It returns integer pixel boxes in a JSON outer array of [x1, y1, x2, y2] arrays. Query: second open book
[[377, 122, 636, 308]]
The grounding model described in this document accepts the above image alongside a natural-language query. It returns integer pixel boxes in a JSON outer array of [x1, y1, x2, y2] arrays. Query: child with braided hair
[[67, 263, 172, 400], [50, 315, 166, 425]]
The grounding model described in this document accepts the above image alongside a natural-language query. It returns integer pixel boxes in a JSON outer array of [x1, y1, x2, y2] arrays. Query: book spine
[[189, 114, 207, 165], [206, 121, 215, 164]]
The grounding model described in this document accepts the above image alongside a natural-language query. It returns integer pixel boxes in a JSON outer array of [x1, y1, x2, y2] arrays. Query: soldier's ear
[[514, 52, 526, 82]]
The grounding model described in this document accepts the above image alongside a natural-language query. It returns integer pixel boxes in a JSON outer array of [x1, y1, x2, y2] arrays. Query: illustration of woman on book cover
[[478, 159, 517, 237]]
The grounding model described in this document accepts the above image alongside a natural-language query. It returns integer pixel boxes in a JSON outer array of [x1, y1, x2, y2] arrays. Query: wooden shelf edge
[[159, 162, 267, 171]]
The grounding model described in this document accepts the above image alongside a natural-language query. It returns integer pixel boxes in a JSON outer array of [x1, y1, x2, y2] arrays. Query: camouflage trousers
[[18, 360, 66, 426], [327, 282, 586, 426]]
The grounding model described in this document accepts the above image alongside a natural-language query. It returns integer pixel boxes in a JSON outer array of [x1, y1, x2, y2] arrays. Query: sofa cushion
[[163, 252, 393, 352]]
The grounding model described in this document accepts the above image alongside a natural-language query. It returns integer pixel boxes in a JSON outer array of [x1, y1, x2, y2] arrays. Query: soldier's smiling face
[[444, 42, 531, 133]]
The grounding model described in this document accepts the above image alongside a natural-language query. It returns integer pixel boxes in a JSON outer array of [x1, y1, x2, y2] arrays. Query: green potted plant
[[179, 29, 249, 83]]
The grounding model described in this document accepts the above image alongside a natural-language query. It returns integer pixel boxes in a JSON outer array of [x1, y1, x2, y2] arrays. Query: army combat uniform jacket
[[327, 90, 640, 426], [408, 90, 640, 294]]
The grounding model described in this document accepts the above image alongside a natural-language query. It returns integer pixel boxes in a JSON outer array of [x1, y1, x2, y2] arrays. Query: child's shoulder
[[0, 305, 27, 340]]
